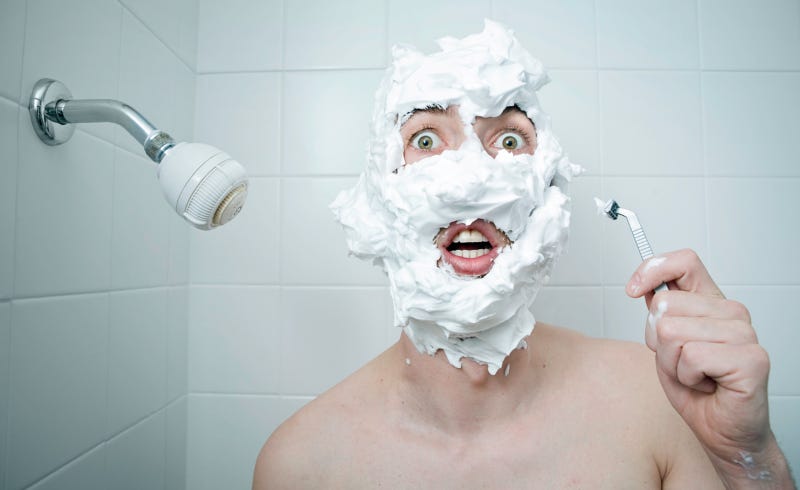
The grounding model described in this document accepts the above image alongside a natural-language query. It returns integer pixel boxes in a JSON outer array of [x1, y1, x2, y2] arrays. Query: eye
[[410, 130, 442, 151], [493, 131, 524, 151]]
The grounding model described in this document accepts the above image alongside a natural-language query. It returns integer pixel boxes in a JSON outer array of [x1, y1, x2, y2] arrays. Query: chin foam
[[330, 20, 582, 374]]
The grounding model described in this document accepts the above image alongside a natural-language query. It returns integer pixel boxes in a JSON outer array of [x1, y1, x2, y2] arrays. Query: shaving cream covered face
[[330, 20, 581, 374]]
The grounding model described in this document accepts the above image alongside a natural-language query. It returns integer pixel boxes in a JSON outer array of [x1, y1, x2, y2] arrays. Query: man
[[253, 21, 794, 488]]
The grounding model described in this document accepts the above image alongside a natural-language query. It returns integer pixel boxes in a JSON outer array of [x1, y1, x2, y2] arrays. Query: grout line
[[696, 0, 712, 265], [195, 66, 800, 75], [189, 392, 317, 399], [116, 0, 195, 73], [10, 285, 175, 302]]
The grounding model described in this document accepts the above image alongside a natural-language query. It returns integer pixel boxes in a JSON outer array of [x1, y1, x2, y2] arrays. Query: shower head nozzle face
[[158, 142, 249, 230]]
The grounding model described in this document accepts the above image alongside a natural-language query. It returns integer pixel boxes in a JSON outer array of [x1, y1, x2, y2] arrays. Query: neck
[[390, 330, 544, 436]]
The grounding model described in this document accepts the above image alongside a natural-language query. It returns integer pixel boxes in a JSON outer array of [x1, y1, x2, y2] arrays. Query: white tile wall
[[602, 285, 649, 342], [493, 0, 597, 68], [120, 0, 198, 69], [387, 0, 491, 55], [770, 396, 800, 475], [107, 289, 168, 436], [531, 286, 604, 338], [549, 176, 603, 285], [284, 0, 386, 70], [167, 287, 189, 402], [699, 0, 800, 70], [600, 71, 703, 176], [26, 445, 107, 490], [104, 413, 166, 490], [186, 394, 310, 490], [196, 0, 282, 73], [596, 0, 699, 69], [703, 72, 800, 177], [279, 287, 392, 394], [0, 98, 17, 300], [195, 73, 282, 177], [281, 70, 384, 175], [0, 303, 9, 490], [165, 398, 188, 490], [7, 294, 109, 490], [0, 0, 25, 101], [189, 286, 281, 393]]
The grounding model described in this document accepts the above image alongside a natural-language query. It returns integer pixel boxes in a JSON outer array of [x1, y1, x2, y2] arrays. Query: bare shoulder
[[252, 353, 387, 490]]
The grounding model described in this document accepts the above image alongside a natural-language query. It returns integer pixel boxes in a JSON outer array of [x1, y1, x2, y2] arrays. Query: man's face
[[397, 105, 538, 277]]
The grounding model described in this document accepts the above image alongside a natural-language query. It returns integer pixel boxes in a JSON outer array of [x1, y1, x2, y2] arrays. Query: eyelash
[[406, 125, 437, 147]]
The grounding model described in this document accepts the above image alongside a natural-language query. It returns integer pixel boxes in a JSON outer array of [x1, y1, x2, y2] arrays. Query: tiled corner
[[281, 70, 384, 175], [167, 287, 189, 402], [279, 287, 390, 394], [7, 294, 109, 490], [107, 289, 168, 436], [0, 0, 25, 101], [549, 176, 603, 285], [602, 285, 649, 343], [26, 444, 107, 490], [703, 72, 800, 177], [119, 0, 198, 69], [197, 0, 282, 72], [539, 70, 600, 174], [105, 412, 166, 490], [281, 177, 388, 286], [22, 0, 122, 144], [531, 286, 604, 338], [0, 98, 18, 300], [189, 286, 281, 393], [601, 177, 707, 285], [165, 397, 187, 490], [699, 0, 800, 70], [599, 71, 702, 176], [387, 0, 491, 55], [724, 286, 800, 396], [111, 149, 170, 290], [15, 119, 114, 297], [186, 394, 310, 490], [769, 396, 800, 477], [706, 178, 800, 285], [284, 0, 386, 69], [493, 0, 597, 68], [596, 0, 698, 69], [0, 303, 9, 490], [190, 178, 279, 284], [195, 73, 282, 177]]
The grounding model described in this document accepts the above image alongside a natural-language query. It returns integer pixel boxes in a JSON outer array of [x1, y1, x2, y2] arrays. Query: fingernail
[[627, 276, 641, 296]]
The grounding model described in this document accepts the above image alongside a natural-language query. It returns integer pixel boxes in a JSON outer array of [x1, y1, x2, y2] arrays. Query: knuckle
[[749, 344, 771, 376], [655, 316, 679, 343], [726, 300, 752, 324]]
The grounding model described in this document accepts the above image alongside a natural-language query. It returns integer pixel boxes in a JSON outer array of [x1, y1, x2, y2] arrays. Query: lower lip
[[440, 247, 501, 276]]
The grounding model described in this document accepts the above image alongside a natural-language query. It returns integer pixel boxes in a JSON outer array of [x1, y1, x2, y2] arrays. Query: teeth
[[451, 249, 491, 258], [453, 229, 488, 243]]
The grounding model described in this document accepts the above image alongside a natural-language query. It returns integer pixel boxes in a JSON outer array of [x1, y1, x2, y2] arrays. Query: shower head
[[28, 78, 248, 230]]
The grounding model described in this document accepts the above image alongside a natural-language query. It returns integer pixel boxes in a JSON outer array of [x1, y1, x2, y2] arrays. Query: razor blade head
[[604, 199, 620, 220]]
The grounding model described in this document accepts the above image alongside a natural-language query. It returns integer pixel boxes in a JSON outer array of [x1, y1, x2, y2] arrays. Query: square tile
[[531, 286, 604, 338], [105, 413, 165, 490], [769, 396, 800, 476], [281, 177, 388, 285], [282, 70, 384, 175], [549, 176, 603, 285], [186, 394, 310, 490], [725, 287, 800, 396], [539, 70, 600, 174], [493, 0, 597, 68], [27, 444, 107, 490], [699, 0, 800, 70], [189, 286, 281, 393], [167, 287, 188, 402], [0, 0, 25, 101], [167, 210, 190, 286], [15, 119, 114, 297], [8, 294, 109, 490], [120, 0, 198, 69], [596, 0, 699, 68], [167, 60, 196, 147], [706, 178, 800, 285], [190, 178, 279, 284], [22, 0, 122, 144], [195, 73, 281, 177], [107, 289, 168, 435], [600, 71, 703, 176], [703, 72, 800, 177], [0, 98, 18, 300], [601, 177, 708, 285], [111, 149, 170, 289], [0, 302, 9, 490], [165, 398, 187, 490], [197, 0, 282, 72], [279, 287, 390, 394], [603, 285, 649, 343], [284, 0, 386, 69], [387, 0, 491, 55]]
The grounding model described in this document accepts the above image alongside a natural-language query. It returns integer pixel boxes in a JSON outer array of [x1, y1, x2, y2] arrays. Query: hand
[[627, 249, 793, 488]]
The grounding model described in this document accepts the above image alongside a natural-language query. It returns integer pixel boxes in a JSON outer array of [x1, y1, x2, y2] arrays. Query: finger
[[627, 249, 724, 299], [646, 290, 752, 323], [675, 342, 770, 396]]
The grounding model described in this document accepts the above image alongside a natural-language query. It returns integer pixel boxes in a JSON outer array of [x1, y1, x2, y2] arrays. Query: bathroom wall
[[0, 0, 196, 489], [190, 0, 800, 488]]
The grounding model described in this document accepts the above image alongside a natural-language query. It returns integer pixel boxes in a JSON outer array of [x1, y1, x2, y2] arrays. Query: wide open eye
[[411, 130, 442, 151], [493, 131, 524, 151]]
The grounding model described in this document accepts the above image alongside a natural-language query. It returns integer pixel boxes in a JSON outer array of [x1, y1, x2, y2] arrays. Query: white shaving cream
[[330, 20, 582, 374]]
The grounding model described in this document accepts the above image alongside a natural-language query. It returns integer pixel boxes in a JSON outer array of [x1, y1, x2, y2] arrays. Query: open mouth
[[435, 219, 511, 277]]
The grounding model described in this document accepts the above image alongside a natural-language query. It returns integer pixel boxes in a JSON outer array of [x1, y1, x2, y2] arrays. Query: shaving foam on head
[[330, 20, 582, 374]]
